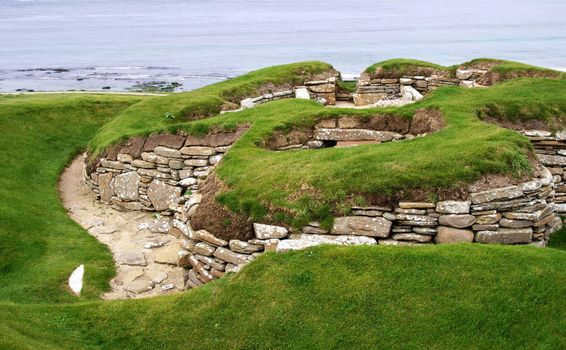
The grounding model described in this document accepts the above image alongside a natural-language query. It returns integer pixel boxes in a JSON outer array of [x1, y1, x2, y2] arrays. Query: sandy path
[[59, 154, 184, 299]]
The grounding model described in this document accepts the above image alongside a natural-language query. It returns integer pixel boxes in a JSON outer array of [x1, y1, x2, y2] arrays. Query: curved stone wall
[[85, 127, 566, 290]]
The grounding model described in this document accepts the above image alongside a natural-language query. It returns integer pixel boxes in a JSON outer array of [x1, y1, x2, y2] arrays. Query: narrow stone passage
[[59, 154, 184, 299]]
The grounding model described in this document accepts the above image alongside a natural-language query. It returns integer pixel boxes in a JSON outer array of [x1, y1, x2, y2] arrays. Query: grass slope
[[0, 94, 144, 302], [2, 241, 566, 349]]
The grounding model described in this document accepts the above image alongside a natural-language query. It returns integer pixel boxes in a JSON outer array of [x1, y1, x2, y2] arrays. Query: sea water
[[0, 0, 565, 92]]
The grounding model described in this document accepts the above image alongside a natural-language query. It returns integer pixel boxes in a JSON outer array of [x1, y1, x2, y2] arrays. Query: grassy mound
[[90, 74, 566, 227], [88, 61, 334, 156], [364, 58, 564, 81], [1, 92, 566, 349]]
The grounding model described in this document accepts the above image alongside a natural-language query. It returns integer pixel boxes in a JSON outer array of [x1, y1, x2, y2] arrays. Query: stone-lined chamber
[[85, 126, 565, 290], [353, 67, 488, 106], [264, 108, 445, 150], [237, 76, 338, 110]]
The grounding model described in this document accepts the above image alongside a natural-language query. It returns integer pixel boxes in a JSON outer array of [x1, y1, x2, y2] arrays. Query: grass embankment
[[364, 58, 565, 80], [3, 238, 566, 349], [0, 94, 144, 302], [88, 61, 334, 155], [90, 74, 566, 226]]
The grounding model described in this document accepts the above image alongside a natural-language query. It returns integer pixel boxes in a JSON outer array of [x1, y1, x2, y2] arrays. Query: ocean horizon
[[1, 0, 565, 92]]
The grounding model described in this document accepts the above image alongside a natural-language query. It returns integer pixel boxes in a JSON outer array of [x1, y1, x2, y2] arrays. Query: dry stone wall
[[85, 127, 566, 291], [522, 130, 566, 214], [85, 128, 246, 215], [354, 68, 486, 106], [237, 76, 338, 110]]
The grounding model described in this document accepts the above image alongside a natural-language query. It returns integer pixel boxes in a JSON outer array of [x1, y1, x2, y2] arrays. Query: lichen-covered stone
[[253, 223, 288, 239], [469, 186, 523, 204], [392, 233, 432, 243], [331, 216, 392, 237], [147, 179, 181, 211], [314, 128, 398, 142], [229, 240, 263, 254], [435, 201, 471, 214], [276, 234, 376, 252], [193, 242, 216, 256], [180, 146, 215, 156], [111, 171, 139, 201], [476, 228, 533, 244], [98, 172, 114, 202], [153, 146, 182, 158], [213, 247, 250, 265], [195, 230, 228, 247]]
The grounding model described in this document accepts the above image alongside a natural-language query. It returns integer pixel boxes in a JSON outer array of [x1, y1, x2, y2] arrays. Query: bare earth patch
[[59, 154, 184, 299]]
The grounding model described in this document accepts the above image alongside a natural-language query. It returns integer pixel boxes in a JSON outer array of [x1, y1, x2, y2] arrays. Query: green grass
[[364, 58, 448, 75], [0, 94, 144, 302], [88, 61, 334, 156], [2, 63, 566, 349], [364, 58, 564, 81], [3, 241, 566, 349]]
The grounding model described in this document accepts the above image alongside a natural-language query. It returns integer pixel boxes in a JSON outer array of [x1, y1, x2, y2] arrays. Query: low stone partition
[[522, 130, 566, 213], [177, 164, 562, 288], [85, 128, 246, 215], [238, 76, 338, 110], [265, 108, 445, 150], [354, 68, 486, 106]]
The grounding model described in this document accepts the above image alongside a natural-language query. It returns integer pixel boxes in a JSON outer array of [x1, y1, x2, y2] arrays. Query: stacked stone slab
[[85, 129, 245, 215], [239, 76, 338, 109], [177, 165, 562, 289], [270, 114, 438, 151], [521, 130, 566, 213], [353, 68, 486, 106]]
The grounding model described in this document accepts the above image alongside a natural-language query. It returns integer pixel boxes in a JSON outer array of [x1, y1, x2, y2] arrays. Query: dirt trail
[[59, 154, 184, 299]]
